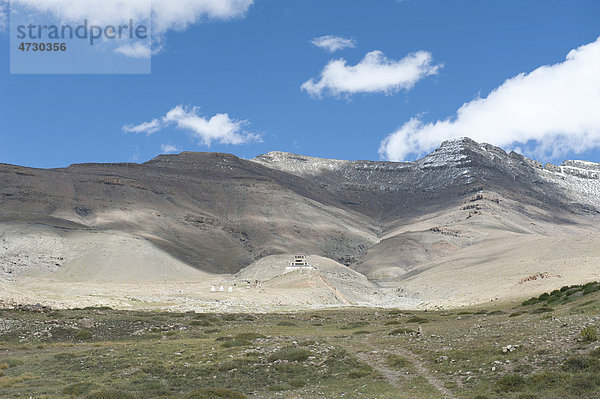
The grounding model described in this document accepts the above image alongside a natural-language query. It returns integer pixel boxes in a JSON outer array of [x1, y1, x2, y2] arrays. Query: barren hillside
[[1, 138, 599, 309]]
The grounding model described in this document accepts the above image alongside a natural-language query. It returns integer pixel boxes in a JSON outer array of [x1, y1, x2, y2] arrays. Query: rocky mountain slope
[[1, 138, 599, 309]]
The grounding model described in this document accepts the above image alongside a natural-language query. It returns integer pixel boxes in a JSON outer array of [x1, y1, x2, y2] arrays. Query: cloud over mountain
[[379, 37, 600, 161], [124, 105, 261, 147]]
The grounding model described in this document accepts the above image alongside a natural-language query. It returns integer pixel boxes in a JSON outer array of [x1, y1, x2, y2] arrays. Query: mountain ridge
[[1, 138, 600, 309]]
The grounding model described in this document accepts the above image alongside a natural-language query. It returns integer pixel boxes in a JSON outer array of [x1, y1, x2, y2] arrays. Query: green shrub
[[406, 316, 428, 323], [496, 373, 525, 392], [527, 371, 570, 389], [583, 284, 600, 295], [522, 298, 539, 306], [64, 382, 98, 395], [563, 356, 600, 372], [571, 373, 600, 391], [75, 329, 93, 341], [581, 326, 598, 342], [234, 332, 265, 340], [530, 306, 553, 314]]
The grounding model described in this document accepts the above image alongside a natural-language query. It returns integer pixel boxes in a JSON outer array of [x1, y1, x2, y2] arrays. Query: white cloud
[[7, 0, 253, 34], [379, 37, 600, 161], [164, 106, 260, 146], [160, 144, 180, 153], [115, 42, 152, 58], [123, 105, 261, 147], [123, 118, 161, 134], [311, 35, 356, 52], [302, 50, 442, 98]]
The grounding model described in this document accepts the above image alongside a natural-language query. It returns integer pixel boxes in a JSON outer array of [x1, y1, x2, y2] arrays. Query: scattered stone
[[78, 318, 95, 329], [13, 303, 51, 313], [502, 344, 518, 353]]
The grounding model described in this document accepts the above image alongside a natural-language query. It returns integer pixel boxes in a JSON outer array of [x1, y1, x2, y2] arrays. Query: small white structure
[[285, 255, 317, 273], [219, 285, 225, 292], [210, 285, 216, 292], [227, 286, 233, 293]]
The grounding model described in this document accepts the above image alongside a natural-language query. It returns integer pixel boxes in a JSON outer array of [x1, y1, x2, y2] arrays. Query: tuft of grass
[[268, 347, 311, 362], [530, 306, 553, 314], [581, 326, 598, 342], [386, 354, 411, 370], [488, 310, 506, 315], [341, 321, 369, 329], [0, 359, 23, 368], [562, 355, 600, 372], [234, 332, 265, 341], [288, 377, 306, 388], [527, 371, 570, 389], [406, 316, 428, 324], [496, 373, 525, 392], [63, 382, 99, 395]]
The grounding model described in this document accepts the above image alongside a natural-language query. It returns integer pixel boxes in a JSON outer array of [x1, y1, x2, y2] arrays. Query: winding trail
[[346, 341, 457, 399]]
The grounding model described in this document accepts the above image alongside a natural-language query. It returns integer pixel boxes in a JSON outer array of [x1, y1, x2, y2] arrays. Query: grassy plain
[[1, 282, 600, 398]]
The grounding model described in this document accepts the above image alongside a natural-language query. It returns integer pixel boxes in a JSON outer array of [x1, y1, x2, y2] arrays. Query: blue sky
[[1, 0, 599, 168]]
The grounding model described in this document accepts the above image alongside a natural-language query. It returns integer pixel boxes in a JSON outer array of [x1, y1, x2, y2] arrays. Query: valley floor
[[1, 282, 600, 398]]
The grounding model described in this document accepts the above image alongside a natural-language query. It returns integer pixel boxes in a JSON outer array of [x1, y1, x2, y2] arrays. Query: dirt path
[[347, 342, 457, 399]]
